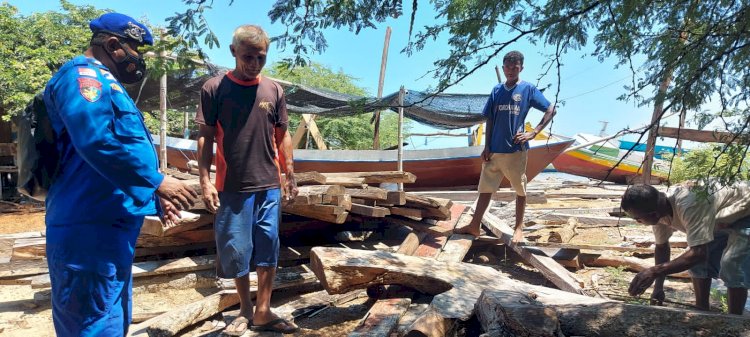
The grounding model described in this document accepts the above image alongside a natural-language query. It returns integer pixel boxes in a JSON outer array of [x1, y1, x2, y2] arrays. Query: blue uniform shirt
[[43, 55, 163, 225], [482, 81, 550, 153]]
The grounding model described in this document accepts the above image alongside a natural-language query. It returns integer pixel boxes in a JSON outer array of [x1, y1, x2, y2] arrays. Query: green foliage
[[668, 145, 750, 186], [0, 1, 104, 120], [265, 62, 411, 150], [143, 109, 196, 138], [710, 288, 729, 313]]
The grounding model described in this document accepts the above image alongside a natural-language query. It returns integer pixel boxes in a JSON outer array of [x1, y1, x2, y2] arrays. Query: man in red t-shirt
[[196, 25, 298, 335]]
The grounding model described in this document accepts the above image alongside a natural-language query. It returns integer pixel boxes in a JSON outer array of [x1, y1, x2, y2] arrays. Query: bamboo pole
[[397, 86, 405, 191], [372, 27, 392, 150], [159, 51, 168, 171]]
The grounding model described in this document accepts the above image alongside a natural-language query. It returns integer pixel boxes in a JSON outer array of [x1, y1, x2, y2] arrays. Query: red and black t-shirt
[[195, 72, 288, 192]]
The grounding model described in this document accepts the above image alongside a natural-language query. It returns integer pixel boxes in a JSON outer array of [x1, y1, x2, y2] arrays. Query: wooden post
[[495, 65, 502, 83], [397, 86, 405, 191], [677, 107, 686, 155], [183, 111, 189, 139], [372, 26, 392, 150], [642, 30, 686, 184], [159, 51, 168, 171]]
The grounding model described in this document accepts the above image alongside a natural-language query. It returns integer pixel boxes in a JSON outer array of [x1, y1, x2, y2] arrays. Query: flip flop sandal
[[223, 316, 250, 336], [251, 318, 299, 334]]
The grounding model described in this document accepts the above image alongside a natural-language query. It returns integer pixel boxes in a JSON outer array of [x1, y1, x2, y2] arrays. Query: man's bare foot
[[454, 224, 480, 237]]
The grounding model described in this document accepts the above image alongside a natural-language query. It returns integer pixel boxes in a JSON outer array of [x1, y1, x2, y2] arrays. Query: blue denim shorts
[[689, 231, 728, 279], [214, 189, 281, 279]]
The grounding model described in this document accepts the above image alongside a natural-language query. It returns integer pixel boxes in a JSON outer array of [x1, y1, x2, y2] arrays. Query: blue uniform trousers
[[46, 218, 142, 336]]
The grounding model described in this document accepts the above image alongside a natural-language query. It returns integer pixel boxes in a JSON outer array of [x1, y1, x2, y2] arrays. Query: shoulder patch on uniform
[[77, 67, 97, 78], [100, 69, 115, 81], [110, 82, 124, 93], [78, 78, 103, 102]]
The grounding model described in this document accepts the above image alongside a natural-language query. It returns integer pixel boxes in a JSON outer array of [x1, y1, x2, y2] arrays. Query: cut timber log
[[140, 211, 214, 237], [294, 171, 327, 185], [386, 191, 406, 205], [322, 171, 416, 184], [323, 176, 367, 188], [476, 289, 750, 337], [283, 204, 348, 224], [310, 247, 598, 324], [547, 217, 578, 243], [482, 209, 585, 294], [135, 290, 239, 337], [582, 254, 691, 279], [350, 203, 390, 217], [625, 235, 689, 248], [346, 187, 388, 201]]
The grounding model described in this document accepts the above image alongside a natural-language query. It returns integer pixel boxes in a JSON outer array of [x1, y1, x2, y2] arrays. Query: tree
[[170, 0, 750, 184], [265, 62, 410, 150], [0, 1, 104, 121]]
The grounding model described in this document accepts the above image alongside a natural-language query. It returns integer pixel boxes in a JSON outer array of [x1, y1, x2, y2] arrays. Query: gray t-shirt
[[653, 183, 750, 247]]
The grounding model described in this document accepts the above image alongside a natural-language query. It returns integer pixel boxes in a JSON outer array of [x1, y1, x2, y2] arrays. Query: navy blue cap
[[90, 13, 153, 45]]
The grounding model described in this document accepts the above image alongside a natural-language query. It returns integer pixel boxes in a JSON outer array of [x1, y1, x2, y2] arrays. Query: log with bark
[[309, 247, 750, 337], [547, 217, 578, 243], [476, 289, 750, 337]]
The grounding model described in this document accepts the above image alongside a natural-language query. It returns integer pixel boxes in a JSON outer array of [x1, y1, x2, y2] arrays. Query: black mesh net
[[126, 64, 489, 130]]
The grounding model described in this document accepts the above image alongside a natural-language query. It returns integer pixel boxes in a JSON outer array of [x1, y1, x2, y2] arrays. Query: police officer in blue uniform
[[43, 13, 197, 336]]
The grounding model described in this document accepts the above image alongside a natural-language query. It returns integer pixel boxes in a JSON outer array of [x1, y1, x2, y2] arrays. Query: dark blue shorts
[[214, 189, 281, 279], [46, 217, 142, 337]]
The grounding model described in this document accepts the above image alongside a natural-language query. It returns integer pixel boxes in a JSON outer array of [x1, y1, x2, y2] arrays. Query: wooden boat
[[154, 135, 575, 190], [552, 133, 670, 184]]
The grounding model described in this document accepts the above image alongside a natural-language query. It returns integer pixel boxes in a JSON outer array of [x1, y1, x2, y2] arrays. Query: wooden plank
[[346, 187, 388, 201], [350, 297, 412, 337], [294, 171, 327, 185], [140, 211, 215, 237], [349, 203, 390, 217], [538, 213, 636, 226], [409, 190, 547, 204], [658, 126, 739, 144], [520, 242, 655, 254], [297, 184, 345, 196], [31, 255, 216, 289], [322, 171, 417, 184], [0, 258, 48, 280], [11, 237, 46, 260], [137, 290, 239, 337], [291, 113, 311, 148], [136, 229, 214, 248], [404, 194, 444, 209], [482, 210, 585, 294], [304, 113, 328, 150], [135, 242, 215, 258], [386, 191, 406, 205], [383, 217, 452, 237], [323, 177, 367, 188], [283, 204, 349, 224], [0, 238, 12, 264], [388, 207, 423, 220]]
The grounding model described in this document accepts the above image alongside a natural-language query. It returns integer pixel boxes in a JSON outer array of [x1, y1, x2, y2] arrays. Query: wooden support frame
[[291, 114, 327, 150]]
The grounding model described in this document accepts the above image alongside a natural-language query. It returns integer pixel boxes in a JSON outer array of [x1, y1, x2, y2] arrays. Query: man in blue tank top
[[456, 51, 557, 244]]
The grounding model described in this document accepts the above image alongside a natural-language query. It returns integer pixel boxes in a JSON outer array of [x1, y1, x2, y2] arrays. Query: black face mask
[[106, 40, 147, 84]]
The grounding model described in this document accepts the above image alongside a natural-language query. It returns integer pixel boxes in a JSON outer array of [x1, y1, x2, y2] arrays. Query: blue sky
[[12, 0, 692, 149]]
